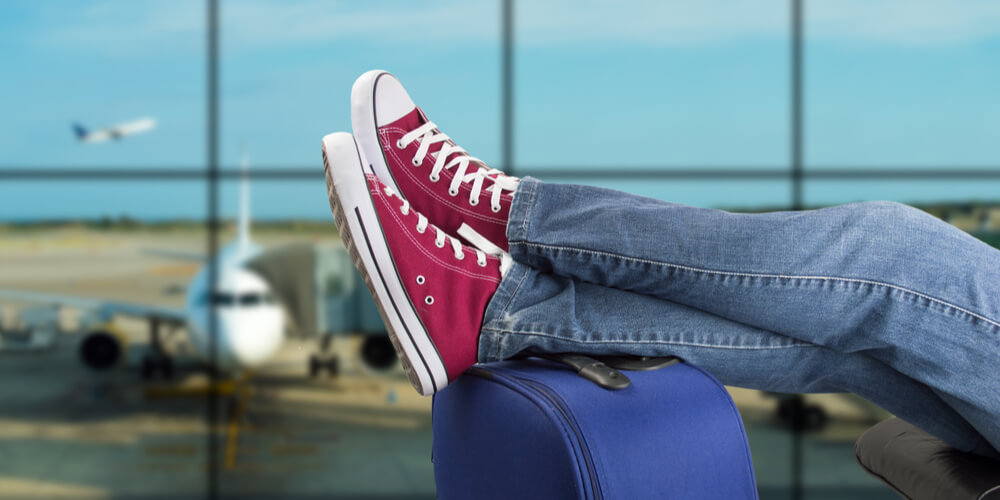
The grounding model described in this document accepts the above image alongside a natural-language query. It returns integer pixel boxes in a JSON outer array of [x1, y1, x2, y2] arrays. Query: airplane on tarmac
[[72, 117, 156, 144], [0, 155, 287, 379]]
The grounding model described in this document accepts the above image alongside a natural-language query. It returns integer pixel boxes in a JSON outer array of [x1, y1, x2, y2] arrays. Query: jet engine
[[78, 323, 126, 371], [359, 334, 397, 372]]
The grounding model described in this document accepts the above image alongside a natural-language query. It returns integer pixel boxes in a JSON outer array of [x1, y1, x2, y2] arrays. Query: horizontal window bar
[[3, 168, 1000, 180]]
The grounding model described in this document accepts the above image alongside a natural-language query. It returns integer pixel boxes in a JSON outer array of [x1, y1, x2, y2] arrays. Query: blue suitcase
[[432, 355, 758, 499]]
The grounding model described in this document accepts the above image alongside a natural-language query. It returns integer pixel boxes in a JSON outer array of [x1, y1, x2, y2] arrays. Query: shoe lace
[[398, 122, 518, 213], [383, 186, 489, 267]]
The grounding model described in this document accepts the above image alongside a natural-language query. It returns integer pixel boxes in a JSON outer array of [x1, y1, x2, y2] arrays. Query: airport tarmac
[[0, 227, 897, 498]]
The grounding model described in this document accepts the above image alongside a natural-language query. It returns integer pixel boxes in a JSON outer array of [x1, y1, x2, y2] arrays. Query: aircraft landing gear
[[309, 354, 339, 378], [140, 317, 176, 380]]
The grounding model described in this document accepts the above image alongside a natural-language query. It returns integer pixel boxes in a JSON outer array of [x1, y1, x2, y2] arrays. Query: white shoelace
[[397, 121, 519, 212], [458, 223, 513, 276], [384, 187, 488, 267]]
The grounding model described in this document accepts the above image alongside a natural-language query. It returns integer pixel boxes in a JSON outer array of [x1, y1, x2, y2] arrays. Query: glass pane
[[220, 0, 501, 171], [0, 2, 205, 169], [0, 180, 208, 497], [805, 2, 1000, 169], [215, 178, 434, 498], [532, 177, 792, 210], [805, 179, 1000, 208], [514, 0, 790, 171]]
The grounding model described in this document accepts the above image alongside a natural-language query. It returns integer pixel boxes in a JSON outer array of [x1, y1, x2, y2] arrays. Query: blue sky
[[1, 0, 999, 221]]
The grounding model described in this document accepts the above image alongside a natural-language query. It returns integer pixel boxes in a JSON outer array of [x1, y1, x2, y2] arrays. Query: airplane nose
[[219, 311, 283, 368]]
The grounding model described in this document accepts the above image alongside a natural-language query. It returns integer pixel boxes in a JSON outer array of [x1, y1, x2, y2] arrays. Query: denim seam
[[485, 266, 532, 360], [481, 327, 815, 350], [496, 265, 531, 321], [512, 242, 1000, 331], [520, 179, 536, 243]]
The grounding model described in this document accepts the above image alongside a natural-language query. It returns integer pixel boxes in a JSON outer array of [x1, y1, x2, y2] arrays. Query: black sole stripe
[[354, 206, 438, 393]]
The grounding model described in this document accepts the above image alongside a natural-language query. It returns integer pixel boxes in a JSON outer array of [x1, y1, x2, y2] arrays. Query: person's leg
[[479, 261, 998, 457], [504, 177, 1000, 455]]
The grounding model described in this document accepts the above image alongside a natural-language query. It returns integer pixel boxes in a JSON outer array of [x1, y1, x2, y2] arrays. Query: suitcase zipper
[[517, 378, 604, 500], [469, 367, 603, 500]]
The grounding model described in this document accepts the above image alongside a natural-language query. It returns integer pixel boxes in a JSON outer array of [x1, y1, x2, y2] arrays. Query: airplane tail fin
[[238, 147, 251, 250], [72, 123, 88, 140]]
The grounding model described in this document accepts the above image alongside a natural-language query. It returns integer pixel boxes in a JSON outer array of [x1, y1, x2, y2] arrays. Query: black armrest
[[855, 418, 1000, 499]]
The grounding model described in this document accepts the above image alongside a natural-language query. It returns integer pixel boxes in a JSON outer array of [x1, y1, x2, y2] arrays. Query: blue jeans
[[477, 177, 1000, 458]]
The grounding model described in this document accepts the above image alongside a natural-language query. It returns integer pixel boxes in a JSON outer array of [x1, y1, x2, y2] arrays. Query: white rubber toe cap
[[371, 72, 416, 127]]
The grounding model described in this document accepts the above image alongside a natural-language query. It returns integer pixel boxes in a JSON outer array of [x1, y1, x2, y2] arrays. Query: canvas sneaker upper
[[323, 132, 508, 395], [352, 70, 518, 253]]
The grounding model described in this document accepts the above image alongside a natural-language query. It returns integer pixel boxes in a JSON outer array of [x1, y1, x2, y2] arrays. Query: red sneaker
[[322, 132, 509, 396], [351, 70, 518, 253]]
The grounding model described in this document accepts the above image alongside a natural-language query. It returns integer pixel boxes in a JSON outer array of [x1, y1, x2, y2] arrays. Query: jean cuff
[[506, 176, 540, 245], [476, 260, 532, 363]]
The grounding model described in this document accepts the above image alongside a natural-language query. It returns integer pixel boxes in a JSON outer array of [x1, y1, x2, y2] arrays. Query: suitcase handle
[[517, 353, 682, 390]]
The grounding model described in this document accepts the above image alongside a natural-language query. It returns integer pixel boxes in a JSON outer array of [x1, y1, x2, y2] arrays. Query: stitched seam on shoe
[[481, 327, 816, 350], [381, 126, 508, 224], [374, 188, 501, 284], [512, 242, 1000, 331]]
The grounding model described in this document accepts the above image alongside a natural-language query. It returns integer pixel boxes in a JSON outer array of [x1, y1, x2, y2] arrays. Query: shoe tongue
[[384, 107, 447, 156], [385, 108, 495, 170]]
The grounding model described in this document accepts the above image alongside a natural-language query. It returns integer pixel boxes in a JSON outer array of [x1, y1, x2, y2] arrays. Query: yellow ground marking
[[224, 380, 253, 470], [0, 476, 107, 499], [147, 264, 199, 276]]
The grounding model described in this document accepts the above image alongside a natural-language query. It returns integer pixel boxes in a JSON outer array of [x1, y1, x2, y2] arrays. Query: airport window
[[2, 1, 997, 499]]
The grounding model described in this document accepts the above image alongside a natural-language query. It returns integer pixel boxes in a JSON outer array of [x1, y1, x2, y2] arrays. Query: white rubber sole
[[351, 70, 402, 196], [321, 132, 448, 396]]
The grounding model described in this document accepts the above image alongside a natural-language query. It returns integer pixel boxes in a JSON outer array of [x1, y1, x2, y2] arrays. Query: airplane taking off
[[73, 117, 156, 144], [0, 154, 286, 378]]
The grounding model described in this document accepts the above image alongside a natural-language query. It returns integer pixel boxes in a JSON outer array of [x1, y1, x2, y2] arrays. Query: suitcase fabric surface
[[432, 357, 758, 499]]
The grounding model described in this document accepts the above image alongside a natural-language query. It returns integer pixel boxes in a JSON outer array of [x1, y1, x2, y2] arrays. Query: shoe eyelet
[[396, 139, 405, 149], [477, 259, 487, 267], [435, 239, 445, 248], [491, 205, 502, 213], [455, 251, 465, 260], [429, 174, 440, 183], [416, 275, 425, 285], [469, 198, 479, 206], [416, 225, 426, 234], [412, 157, 422, 167], [424, 296, 434, 305], [448, 188, 459, 197]]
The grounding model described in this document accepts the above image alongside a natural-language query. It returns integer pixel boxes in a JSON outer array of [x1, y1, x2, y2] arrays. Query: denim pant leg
[[479, 261, 993, 456], [503, 177, 1000, 456]]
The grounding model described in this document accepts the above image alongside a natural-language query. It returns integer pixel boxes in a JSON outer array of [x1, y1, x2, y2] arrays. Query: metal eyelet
[[416, 275, 425, 285], [429, 174, 440, 182], [469, 198, 479, 206], [477, 259, 487, 267], [412, 157, 421, 167], [424, 296, 434, 305], [416, 225, 426, 234], [396, 139, 405, 149], [448, 188, 458, 197], [435, 239, 445, 248], [491, 205, 502, 213], [455, 251, 465, 260]]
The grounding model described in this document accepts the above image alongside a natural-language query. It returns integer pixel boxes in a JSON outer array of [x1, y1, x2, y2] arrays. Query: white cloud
[[516, 0, 1000, 46], [36, 1, 204, 56], [30, 0, 1000, 57], [808, 0, 1000, 45], [220, 1, 498, 47]]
